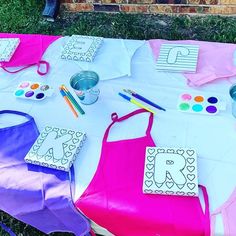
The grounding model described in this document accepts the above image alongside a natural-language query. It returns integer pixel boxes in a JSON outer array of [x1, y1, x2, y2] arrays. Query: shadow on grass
[[0, 0, 235, 42], [0, 210, 74, 235]]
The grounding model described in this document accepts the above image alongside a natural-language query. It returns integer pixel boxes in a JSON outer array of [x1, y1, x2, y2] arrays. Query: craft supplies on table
[[143, 147, 198, 197], [119, 92, 156, 114], [0, 38, 20, 62], [61, 84, 85, 115], [177, 93, 226, 115], [124, 89, 166, 111], [59, 88, 78, 118], [70, 71, 100, 105], [61, 35, 103, 62], [14, 81, 54, 101], [156, 44, 199, 73], [24, 126, 86, 171]]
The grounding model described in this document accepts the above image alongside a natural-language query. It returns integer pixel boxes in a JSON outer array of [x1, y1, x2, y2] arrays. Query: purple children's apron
[[76, 109, 210, 236], [0, 110, 90, 236]]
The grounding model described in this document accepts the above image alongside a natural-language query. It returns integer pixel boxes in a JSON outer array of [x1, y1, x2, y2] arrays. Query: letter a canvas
[[24, 126, 86, 171], [143, 147, 198, 197]]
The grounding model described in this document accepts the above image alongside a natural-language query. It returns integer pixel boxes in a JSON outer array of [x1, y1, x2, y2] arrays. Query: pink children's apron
[[149, 39, 236, 87], [211, 187, 236, 236], [76, 109, 210, 236], [0, 33, 61, 75]]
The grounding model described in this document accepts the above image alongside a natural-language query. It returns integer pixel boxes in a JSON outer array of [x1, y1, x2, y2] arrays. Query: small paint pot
[[70, 71, 100, 105], [229, 84, 236, 118]]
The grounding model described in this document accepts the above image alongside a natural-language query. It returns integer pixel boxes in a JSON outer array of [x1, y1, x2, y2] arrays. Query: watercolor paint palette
[[177, 93, 226, 115], [14, 81, 54, 101]]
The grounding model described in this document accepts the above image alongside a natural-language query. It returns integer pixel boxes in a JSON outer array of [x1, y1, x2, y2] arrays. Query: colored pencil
[[59, 89, 78, 118], [61, 84, 85, 115], [118, 92, 156, 114], [123, 89, 166, 111]]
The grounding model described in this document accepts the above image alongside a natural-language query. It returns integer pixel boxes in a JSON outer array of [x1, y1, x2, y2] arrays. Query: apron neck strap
[[103, 109, 154, 142], [0, 60, 49, 76], [0, 222, 16, 236], [199, 185, 210, 236], [0, 110, 34, 121]]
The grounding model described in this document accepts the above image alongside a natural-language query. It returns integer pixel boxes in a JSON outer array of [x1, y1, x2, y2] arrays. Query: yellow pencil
[[119, 92, 156, 114], [60, 89, 78, 118], [131, 99, 156, 114]]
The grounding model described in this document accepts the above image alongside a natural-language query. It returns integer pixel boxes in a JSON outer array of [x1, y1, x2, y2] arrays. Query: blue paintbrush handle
[[133, 93, 166, 111]]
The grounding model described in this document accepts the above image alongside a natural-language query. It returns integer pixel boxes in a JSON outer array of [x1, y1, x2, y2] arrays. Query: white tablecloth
[[1, 37, 236, 236]]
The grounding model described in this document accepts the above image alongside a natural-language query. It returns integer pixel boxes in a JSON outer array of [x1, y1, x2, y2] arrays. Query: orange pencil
[[59, 89, 78, 118]]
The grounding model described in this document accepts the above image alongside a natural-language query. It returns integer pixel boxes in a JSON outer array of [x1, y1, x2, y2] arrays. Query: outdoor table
[[0, 36, 236, 236]]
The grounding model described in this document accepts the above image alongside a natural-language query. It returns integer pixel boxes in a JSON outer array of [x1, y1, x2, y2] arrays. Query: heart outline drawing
[[177, 149, 184, 155], [147, 148, 155, 155], [61, 158, 69, 165], [45, 126, 52, 132], [72, 138, 80, 144], [69, 145, 76, 151], [187, 166, 195, 172], [145, 172, 154, 179], [155, 190, 163, 194], [146, 164, 154, 170], [147, 156, 155, 162], [145, 180, 153, 188], [165, 191, 174, 195], [76, 132, 83, 138], [167, 149, 175, 153], [144, 189, 153, 194], [187, 158, 195, 164], [166, 181, 174, 189], [186, 150, 195, 156], [187, 174, 195, 181], [65, 151, 72, 158], [187, 183, 196, 190], [157, 149, 165, 153]]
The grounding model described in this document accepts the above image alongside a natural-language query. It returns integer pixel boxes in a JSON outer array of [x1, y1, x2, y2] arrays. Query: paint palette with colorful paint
[[14, 81, 54, 101], [177, 93, 226, 115]]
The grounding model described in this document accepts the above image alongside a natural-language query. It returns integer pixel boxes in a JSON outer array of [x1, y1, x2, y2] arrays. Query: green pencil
[[61, 85, 85, 115]]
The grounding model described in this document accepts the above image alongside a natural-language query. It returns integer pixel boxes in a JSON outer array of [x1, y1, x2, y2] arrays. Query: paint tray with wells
[[177, 93, 226, 115], [14, 81, 54, 101]]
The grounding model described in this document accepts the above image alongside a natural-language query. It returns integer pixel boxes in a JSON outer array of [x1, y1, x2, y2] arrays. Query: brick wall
[[61, 0, 236, 14]]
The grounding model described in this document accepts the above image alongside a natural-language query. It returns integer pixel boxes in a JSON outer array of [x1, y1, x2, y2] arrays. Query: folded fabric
[[0, 110, 90, 236], [149, 39, 236, 87], [0, 33, 61, 75], [76, 109, 210, 236], [61, 37, 145, 80]]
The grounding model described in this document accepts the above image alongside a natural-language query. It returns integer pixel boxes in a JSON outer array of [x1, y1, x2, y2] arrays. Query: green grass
[[0, 210, 74, 236], [0, 0, 236, 235], [0, 0, 236, 42]]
